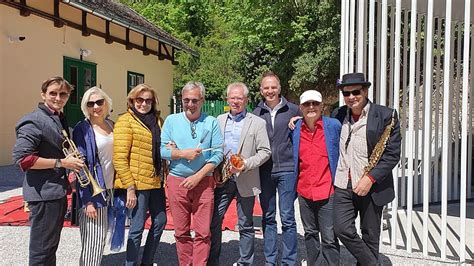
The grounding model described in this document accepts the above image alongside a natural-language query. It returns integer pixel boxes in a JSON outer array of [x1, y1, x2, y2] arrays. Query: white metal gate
[[340, 0, 473, 262]]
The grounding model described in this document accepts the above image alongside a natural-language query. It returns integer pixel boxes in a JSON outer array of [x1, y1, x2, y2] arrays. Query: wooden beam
[[125, 28, 132, 50], [143, 35, 150, 55], [162, 43, 172, 58], [19, 0, 30, 17], [81, 10, 90, 36], [171, 47, 179, 65], [157, 42, 166, 60], [105, 20, 113, 44], [53, 0, 63, 28]]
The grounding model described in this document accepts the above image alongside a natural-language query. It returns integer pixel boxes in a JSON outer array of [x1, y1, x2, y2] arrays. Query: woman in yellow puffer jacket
[[113, 84, 166, 265]]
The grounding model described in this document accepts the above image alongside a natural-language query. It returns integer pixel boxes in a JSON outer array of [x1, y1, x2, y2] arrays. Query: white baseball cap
[[300, 90, 322, 104]]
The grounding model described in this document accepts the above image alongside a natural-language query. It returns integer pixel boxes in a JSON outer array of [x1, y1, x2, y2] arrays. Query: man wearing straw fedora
[[332, 73, 401, 265]]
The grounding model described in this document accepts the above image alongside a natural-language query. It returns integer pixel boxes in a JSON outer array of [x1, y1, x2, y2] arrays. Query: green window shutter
[[127, 71, 144, 93]]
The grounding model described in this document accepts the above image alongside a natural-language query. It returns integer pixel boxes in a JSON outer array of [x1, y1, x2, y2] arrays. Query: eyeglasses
[[47, 91, 69, 99], [302, 101, 321, 108], [228, 97, 246, 102], [135, 97, 154, 105], [190, 121, 197, 139], [341, 89, 362, 97], [86, 99, 105, 108], [183, 98, 202, 105]]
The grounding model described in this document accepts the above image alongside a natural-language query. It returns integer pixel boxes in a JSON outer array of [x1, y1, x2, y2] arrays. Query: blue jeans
[[259, 171, 297, 265], [126, 188, 167, 266]]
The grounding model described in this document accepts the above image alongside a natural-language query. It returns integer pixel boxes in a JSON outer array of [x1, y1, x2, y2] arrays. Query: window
[[127, 71, 145, 93]]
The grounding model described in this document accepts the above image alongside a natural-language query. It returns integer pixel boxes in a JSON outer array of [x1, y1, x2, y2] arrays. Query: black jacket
[[332, 102, 401, 206]]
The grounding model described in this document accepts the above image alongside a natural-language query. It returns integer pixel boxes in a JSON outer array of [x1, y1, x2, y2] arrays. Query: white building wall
[[0, 4, 174, 165]]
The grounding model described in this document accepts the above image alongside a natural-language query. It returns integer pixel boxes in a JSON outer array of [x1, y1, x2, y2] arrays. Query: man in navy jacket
[[291, 90, 341, 265], [253, 71, 301, 265], [332, 73, 401, 265]]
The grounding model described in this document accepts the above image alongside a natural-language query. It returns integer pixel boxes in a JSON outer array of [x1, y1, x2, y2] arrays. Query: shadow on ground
[[102, 232, 391, 265]]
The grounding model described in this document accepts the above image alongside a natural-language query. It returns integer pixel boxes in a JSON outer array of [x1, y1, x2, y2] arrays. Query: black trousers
[[208, 180, 256, 266], [28, 197, 67, 266], [298, 195, 340, 266], [333, 187, 383, 265]]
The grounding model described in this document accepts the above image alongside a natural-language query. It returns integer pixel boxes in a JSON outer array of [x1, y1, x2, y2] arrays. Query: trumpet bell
[[89, 176, 106, 197]]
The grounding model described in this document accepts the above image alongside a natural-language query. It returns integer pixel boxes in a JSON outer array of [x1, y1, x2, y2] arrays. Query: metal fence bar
[[390, 0, 401, 250], [368, 0, 375, 101], [340, 0, 347, 76], [433, 17, 441, 202], [349, 0, 356, 72], [406, 0, 417, 253], [414, 13, 423, 206], [379, 0, 388, 105], [459, 1, 470, 261], [388, 6, 395, 107], [441, 2, 453, 259], [400, 9, 409, 207], [376, 1, 382, 101], [448, 24, 456, 202], [454, 25, 462, 200], [422, 0, 434, 257], [357, 0, 365, 73], [469, 35, 473, 201], [340, 0, 349, 106]]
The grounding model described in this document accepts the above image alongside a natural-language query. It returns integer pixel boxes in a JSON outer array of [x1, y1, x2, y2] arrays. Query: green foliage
[[120, 0, 341, 101]]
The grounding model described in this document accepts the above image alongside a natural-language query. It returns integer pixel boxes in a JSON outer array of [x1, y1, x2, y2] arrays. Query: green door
[[63, 57, 96, 127]]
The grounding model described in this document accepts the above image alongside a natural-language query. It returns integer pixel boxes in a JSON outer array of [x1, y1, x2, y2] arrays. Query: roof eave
[[63, 0, 198, 57]]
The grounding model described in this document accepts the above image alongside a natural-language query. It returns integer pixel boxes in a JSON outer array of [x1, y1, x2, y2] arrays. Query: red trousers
[[167, 174, 215, 266]]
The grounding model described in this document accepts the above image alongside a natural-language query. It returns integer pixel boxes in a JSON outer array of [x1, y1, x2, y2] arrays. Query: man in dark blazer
[[12, 77, 84, 265], [332, 73, 401, 265], [209, 82, 271, 265]]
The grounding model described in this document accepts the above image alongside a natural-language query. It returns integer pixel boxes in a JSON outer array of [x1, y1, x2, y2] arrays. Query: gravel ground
[[0, 165, 462, 265], [0, 222, 461, 265]]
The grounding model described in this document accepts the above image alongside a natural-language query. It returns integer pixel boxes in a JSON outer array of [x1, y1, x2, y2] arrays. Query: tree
[[120, 0, 341, 102]]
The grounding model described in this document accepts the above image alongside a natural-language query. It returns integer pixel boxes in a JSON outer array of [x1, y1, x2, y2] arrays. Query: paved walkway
[[0, 165, 465, 265]]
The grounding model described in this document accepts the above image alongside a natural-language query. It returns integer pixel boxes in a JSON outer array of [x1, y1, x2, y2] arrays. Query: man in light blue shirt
[[160, 81, 223, 266], [208, 82, 271, 265]]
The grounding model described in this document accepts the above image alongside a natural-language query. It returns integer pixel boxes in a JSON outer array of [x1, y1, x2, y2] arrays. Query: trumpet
[[61, 130, 105, 197]]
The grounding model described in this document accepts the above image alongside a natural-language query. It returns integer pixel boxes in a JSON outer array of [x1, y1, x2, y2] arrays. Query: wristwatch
[[54, 158, 62, 169]]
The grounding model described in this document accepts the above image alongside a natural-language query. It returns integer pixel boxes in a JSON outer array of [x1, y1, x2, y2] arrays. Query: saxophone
[[360, 110, 396, 180], [213, 151, 232, 185], [213, 151, 244, 186]]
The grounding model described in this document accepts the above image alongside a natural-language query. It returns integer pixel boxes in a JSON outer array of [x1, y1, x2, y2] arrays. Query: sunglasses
[[183, 98, 201, 105], [135, 97, 154, 105], [302, 101, 321, 107], [47, 91, 70, 99], [86, 99, 105, 108], [341, 89, 362, 97]]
